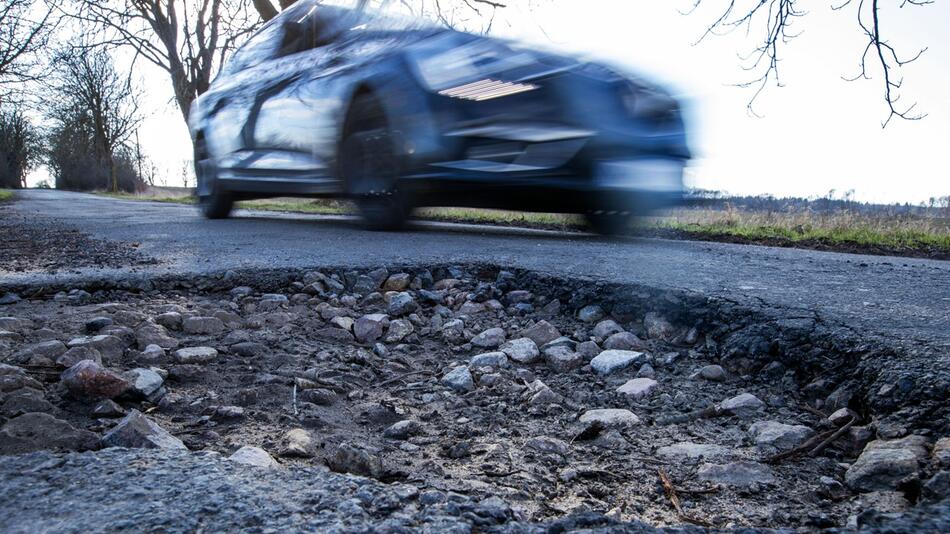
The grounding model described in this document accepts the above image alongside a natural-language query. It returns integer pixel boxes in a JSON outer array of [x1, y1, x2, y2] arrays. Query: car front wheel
[[341, 97, 410, 231], [195, 139, 233, 219]]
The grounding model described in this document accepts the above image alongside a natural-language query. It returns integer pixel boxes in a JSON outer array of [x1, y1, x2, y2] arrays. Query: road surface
[[4, 189, 949, 349]]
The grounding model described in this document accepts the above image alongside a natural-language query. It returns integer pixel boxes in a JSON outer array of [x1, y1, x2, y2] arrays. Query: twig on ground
[[801, 404, 828, 419], [292, 383, 298, 416], [766, 416, 855, 463], [809, 418, 856, 457], [658, 469, 714, 527]]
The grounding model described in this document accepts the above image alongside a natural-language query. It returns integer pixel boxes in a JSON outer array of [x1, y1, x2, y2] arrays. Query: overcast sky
[[99, 0, 950, 204]]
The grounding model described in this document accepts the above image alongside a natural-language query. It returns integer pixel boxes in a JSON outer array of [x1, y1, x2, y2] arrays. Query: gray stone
[[354, 314, 389, 344], [330, 315, 354, 331], [577, 341, 601, 359], [231, 341, 266, 357], [173, 346, 218, 364], [693, 364, 726, 382], [500, 337, 540, 364], [543, 345, 583, 372], [56, 346, 102, 368], [643, 312, 676, 340], [923, 470, 950, 502], [579, 409, 640, 428], [326, 442, 384, 478], [577, 304, 605, 323], [697, 462, 776, 487], [67, 335, 124, 361], [590, 349, 644, 376], [279, 429, 316, 457], [384, 319, 413, 343], [0, 292, 21, 305], [61, 360, 131, 401], [657, 441, 732, 461], [125, 368, 165, 401], [229, 445, 279, 468], [182, 316, 225, 335], [215, 406, 245, 419], [91, 399, 126, 418], [529, 386, 561, 405], [138, 344, 167, 364], [383, 420, 420, 440], [471, 327, 506, 349], [0, 413, 99, 454], [101, 410, 187, 450], [469, 351, 509, 370], [382, 273, 411, 292], [856, 491, 911, 513], [441, 319, 465, 343], [85, 317, 114, 333], [592, 319, 624, 340], [603, 332, 645, 351], [135, 322, 179, 350], [154, 312, 183, 330], [526, 436, 570, 456], [0, 317, 26, 332], [719, 393, 766, 418], [442, 366, 474, 392], [519, 320, 560, 347], [14, 340, 67, 363], [748, 420, 815, 452], [387, 292, 418, 316], [636, 363, 656, 379], [616, 378, 659, 399], [1, 388, 53, 417], [230, 286, 253, 298], [845, 440, 922, 492], [934, 437, 950, 467]]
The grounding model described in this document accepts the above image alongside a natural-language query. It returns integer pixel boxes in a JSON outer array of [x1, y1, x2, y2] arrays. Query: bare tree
[[48, 48, 143, 192], [69, 1, 263, 123], [0, 104, 42, 188], [0, 0, 57, 96], [686, 0, 933, 126]]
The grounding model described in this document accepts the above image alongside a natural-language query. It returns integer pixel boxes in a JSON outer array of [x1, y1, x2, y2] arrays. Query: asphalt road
[[4, 189, 949, 349]]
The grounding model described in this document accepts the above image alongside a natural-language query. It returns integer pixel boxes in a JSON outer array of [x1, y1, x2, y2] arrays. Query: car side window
[[224, 22, 285, 76], [276, 13, 336, 57]]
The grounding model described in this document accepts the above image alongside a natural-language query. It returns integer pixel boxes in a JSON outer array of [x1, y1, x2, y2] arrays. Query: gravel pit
[[0, 265, 947, 532]]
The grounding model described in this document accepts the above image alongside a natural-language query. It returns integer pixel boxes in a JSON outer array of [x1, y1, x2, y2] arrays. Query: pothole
[[0, 264, 947, 531]]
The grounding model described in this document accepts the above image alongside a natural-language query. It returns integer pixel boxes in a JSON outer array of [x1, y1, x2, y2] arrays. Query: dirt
[[2, 265, 946, 531], [0, 203, 158, 274]]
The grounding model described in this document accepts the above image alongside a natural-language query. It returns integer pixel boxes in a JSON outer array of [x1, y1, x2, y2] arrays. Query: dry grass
[[645, 205, 950, 251]]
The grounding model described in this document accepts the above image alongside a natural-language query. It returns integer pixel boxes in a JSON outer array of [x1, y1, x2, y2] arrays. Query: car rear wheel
[[195, 138, 233, 220], [341, 96, 410, 231], [585, 212, 632, 236]]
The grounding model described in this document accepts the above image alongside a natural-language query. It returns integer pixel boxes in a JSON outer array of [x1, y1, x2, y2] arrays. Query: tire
[[340, 95, 410, 231], [194, 138, 233, 219], [585, 212, 632, 236]]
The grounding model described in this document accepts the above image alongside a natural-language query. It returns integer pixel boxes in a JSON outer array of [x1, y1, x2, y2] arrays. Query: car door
[[245, 9, 347, 193]]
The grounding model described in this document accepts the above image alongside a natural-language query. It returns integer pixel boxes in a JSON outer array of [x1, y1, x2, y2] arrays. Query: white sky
[[51, 0, 949, 205]]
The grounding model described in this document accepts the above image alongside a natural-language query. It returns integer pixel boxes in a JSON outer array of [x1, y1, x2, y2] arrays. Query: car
[[188, 0, 690, 234]]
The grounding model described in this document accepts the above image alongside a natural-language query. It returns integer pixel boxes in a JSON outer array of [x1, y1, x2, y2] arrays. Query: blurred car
[[189, 0, 690, 234]]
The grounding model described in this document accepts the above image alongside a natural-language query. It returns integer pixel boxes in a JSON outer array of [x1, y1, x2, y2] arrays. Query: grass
[[645, 206, 950, 253], [93, 191, 950, 257], [0, 190, 13, 202]]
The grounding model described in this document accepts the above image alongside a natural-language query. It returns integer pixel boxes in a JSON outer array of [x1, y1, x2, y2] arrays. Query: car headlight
[[622, 84, 679, 121]]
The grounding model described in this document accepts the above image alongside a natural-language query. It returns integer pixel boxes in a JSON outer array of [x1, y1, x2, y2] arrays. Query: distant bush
[[0, 106, 42, 189]]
